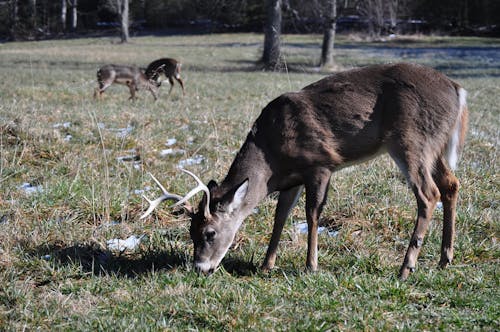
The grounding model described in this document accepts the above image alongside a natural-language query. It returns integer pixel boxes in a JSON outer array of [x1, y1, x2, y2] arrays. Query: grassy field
[[0, 33, 499, 330]]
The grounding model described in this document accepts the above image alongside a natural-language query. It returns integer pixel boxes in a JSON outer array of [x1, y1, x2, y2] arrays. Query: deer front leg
[[94, 82, 110, 99], [167, 77, 175, 98], [304, 169, 331, 271], [148, 86, 158, 101], [127, 82, 137, 100], [262, 186, 303, 271]]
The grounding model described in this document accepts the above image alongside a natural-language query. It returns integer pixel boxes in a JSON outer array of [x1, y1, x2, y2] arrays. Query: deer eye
[[204, 229, 216, 243]]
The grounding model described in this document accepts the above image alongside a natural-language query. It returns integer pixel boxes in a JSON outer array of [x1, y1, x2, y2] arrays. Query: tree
[[119, 0, 129, 42], [61, 0, 67, 31], [68, 0, 77, 31], [262, 0, 282, 70], [319, 0, 337, 68], [359, 0, 385, 39], [105, 0, 130, 42], [9, 0, 19, 40]]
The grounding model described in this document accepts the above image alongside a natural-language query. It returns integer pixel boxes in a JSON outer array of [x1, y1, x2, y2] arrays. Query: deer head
[[141, 170, 249, 274]]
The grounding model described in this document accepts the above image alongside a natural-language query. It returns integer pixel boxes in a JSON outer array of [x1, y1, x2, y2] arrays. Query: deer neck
[[218, 138, 272, 216]]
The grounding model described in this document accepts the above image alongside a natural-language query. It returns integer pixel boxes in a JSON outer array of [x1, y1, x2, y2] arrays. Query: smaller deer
[[145, 58, 185, 97], [94, 64, 159, 101]]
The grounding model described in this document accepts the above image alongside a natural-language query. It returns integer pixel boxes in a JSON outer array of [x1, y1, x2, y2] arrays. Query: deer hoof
[[399, 266, 415, 280], [439, 258, 451, 269]]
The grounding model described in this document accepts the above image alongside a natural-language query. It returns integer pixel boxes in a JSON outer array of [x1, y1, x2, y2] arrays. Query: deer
[[94, 64, 159, 101], [145, 58, 185, 98], [140, 63, 468, 280]]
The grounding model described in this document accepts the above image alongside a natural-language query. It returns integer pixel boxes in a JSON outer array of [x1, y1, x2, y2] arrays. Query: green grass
[[0, 33, 499, 331]]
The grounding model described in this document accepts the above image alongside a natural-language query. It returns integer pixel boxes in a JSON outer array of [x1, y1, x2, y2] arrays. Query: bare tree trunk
[[360, 0, 385, 39], [388, 0, 398, 33], [120, 0, 130, 43], [69, 0, 77, 31], [30, 0, 37, 31], [61, 0, 67, 31], [262, 0, 282, 70], [9, 0, 19, 40], [320, 0, 337, 68]]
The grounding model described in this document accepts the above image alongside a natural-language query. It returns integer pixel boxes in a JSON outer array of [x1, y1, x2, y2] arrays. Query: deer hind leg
[[176, 77, 185, 95], [262, 185, 303, 271], [304, 168, 331, 271], [167, 77, 175, 97], [389, 147, 441, 280], [433, 157, 459, 269]]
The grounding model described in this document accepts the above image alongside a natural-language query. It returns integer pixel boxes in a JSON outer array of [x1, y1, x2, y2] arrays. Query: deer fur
[[145, 58, 185, 97], [94, 64, 158, 100], [144, 63, 468, 280]]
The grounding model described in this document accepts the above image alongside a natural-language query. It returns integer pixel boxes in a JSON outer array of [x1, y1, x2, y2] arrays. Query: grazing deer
[[141, 63, 468, 280], [94, 64, 159, 100], [145, 58, 185, 97]]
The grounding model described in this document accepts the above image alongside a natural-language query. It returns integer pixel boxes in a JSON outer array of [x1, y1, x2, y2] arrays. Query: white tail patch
[[446, 87, 467, 170]]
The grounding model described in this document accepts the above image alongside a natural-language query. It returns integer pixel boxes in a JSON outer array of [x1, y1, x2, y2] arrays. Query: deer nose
[[194, 261, 213, 275]]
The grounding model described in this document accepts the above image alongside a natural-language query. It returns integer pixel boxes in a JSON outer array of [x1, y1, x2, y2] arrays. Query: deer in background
[[94, 64, 159, 100], [145, 58, 185, 98], [141, 63, 468, 280]]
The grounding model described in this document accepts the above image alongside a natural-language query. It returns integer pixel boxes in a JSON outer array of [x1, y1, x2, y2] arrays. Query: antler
[[140, 169, 211, 219], [173, 168, 211, 218], [140, 172, 185, 219]]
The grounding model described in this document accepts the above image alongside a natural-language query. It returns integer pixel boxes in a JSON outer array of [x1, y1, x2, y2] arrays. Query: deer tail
[[445, 87, 468, 170]]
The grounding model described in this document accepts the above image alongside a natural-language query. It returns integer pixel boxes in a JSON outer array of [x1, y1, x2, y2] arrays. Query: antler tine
[[149, 172, 174, 196], [172, 168, 211, 217], [139, 172, 184, 219]]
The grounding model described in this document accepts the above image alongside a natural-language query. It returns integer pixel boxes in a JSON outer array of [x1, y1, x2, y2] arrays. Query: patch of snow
[[160, 148, 185, 157], [294, 222, 338, 237], [53, 122, 71, 129], [133, 186, 151, 195], [18, 182, 43, 195], [165, 138, 177, 146], [178, 155, 204, 167], [107, 235, 145, 252]]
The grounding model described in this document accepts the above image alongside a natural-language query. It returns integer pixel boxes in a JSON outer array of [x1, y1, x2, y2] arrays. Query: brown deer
[[141, 63, 468, 280], [94, 64, 159, 100], [145, 58, 185, 97]]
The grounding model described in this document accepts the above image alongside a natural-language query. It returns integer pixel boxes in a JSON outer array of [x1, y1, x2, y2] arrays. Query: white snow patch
[[165, 138, 177, 146], [160, 148, 185, 157], [294, 222, 338, 237], [178, 155, 204, 167], [107, 235, 145, 252], [18, 182, 44, 195]]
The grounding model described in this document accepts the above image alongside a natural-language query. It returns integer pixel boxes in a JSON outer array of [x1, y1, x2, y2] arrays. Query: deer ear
[[226, 179, 249, 214]]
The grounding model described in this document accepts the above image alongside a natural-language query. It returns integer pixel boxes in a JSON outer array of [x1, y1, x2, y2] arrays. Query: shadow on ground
[[28, 241, 257, 280]]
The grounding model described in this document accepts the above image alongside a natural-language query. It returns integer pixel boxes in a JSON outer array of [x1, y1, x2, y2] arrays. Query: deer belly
[[114, 77, 134, 85]]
